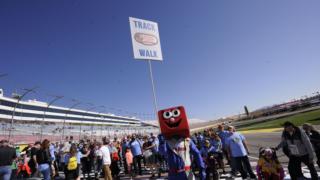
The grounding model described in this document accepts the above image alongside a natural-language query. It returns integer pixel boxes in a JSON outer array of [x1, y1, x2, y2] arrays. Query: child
[[201, 140, 219, 180], [256, 148, 284, 180], [125, 148, 133, 179]]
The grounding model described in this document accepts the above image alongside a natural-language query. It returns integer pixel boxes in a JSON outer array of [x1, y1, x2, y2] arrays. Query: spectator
[[277, 121, 318, 180], [80, 143, 92, 179], [210, 132, 225, 174], [36, 139, 52, 180], [256, 148, 284, 180], [129, 134, 143, 176], [49, 142, 58, 177], [110, 141, 120, 178], [150, 134, 161, 178], [60, 139, 71, 172], [191, 133, 198, 145], [302, 123, 320, 168], [225, 126, 256, 179], [100, 137, 112, 180], [196, 132, 205, 149], [142, 135, 156, 178], [216, 124, 230, 164], [121, 137, 130, 174], [28, 141, 40, 177], [64, 144, 80, 180], [95, 141, 103, 178], [200, 140, 219, 180], [125, 148, 133, 179], [69, 136, 75, 144], [0, 140, 17, 180]]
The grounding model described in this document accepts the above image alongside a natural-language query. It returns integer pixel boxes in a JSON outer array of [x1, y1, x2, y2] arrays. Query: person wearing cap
[[0, 140, 17, 180], [225, 126, 256, 179], [277, 121, 318, 180]]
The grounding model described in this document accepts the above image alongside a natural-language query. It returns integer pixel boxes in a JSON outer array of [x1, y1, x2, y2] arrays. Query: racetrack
[[245, 131, 319, 180], [245, 131, 287, 163]]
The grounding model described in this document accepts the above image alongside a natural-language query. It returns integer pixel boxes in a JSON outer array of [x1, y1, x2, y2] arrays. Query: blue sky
[[1, 0, 320, 120]]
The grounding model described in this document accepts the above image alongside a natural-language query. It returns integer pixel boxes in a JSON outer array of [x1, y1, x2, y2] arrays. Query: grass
[[238, 109, 320, 131]]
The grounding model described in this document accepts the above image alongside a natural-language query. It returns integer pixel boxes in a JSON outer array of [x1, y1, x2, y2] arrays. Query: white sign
[[129, 17, 163, 61]]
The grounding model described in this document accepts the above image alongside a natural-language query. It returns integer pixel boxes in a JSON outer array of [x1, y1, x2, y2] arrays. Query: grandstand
[[0, 88, 158, 143]]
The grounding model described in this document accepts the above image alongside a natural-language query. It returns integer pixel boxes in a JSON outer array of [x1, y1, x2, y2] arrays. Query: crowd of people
[[0, 121, 319, 180]]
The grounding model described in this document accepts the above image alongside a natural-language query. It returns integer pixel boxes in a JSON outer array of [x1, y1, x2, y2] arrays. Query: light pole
[[8, 87, 37, 142], [91, 105, 105, 139], [99, 106, 108, 138], [40, 95, 63, 141], [62, 99, 81, 142], [79, 103, 97, 140]]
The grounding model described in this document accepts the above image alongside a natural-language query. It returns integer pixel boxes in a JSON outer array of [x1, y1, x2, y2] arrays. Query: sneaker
[[250, 174, 257, 179]]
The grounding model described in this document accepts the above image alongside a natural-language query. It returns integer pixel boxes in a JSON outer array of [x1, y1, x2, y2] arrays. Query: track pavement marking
[[239, 128, 283, 134]]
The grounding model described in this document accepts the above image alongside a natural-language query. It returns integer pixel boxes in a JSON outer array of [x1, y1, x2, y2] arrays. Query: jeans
[[0, 166, 12, 180], [39, 164, 51, 180], [233, 156, 256, 179], [288, 155, 318, 180]]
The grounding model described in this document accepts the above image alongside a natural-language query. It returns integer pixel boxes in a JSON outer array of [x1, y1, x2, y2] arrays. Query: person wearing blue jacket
[[158, 134, 206, 180]]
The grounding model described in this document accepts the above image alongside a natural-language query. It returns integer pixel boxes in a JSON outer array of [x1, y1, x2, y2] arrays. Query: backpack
[[67, 156, 77, 170]]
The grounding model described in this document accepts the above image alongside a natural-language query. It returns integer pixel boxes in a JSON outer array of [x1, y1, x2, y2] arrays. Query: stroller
[[256, 147, 284, 180]]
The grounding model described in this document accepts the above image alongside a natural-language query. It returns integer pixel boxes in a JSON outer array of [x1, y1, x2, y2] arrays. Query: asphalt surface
[[245, 132, 287, 163]]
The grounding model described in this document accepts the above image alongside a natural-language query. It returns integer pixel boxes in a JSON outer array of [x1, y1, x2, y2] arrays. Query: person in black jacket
[[0, 140, 17, 180], [36, 139, 52, 180], [302, 123, 320, 168], [28, 141, 41, 177]]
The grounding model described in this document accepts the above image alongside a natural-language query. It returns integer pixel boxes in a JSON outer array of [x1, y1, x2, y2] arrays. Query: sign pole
[[129, 17, 163, 126], [147, 60, 158, 120]]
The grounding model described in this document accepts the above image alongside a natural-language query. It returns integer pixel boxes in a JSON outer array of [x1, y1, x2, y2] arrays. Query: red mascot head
[[158, 106, 190, 139]]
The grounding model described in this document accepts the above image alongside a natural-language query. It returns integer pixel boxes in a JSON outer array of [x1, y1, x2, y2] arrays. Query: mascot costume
[[158, 106, 206, 180]]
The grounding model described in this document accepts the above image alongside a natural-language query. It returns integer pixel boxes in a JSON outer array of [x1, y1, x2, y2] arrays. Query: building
[[0, 89, 144, 127]]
